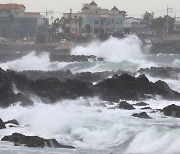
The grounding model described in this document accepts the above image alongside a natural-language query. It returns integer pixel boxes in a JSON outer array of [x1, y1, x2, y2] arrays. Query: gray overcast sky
[[0, 0, 180, 18]]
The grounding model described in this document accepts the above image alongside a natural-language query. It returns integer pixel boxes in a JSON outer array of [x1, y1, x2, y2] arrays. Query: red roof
[[0, 3, 25, 10]]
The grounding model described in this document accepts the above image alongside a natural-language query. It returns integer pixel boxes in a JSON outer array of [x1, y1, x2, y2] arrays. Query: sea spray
[[1, 97, 180, 152], [71, 35, 144, 62], [0, 51, 68, 71]]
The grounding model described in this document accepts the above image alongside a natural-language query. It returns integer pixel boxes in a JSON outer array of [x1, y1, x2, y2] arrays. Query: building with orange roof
[[0, 3, 48, 39]]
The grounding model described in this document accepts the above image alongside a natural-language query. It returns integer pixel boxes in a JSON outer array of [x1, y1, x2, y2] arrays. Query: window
[[94, 19, 99, 24], [115, 18, 122, 24]]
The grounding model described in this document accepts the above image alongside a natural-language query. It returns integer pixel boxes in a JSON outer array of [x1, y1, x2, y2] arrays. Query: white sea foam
[[0, 98, 180, 153], [0, 36, 179, 154], [71, 35, 144, 63], [0, 51, 68, 71]]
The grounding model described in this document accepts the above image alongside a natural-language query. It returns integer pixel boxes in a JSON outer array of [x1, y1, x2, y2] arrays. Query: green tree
[[151, 16, 175, 34], [143, 11, 154, 25]]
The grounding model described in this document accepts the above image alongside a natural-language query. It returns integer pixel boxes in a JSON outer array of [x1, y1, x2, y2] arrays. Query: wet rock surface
[[1, 133, 75, 149], [131, 112, 152, 119], [94, 74, 180, 102], [162, 104, 180, 118], [133, 102, 149, 106], [4, 119, 19, 126], [118, 101, 135, 110], [0, 118, 6, 129], [0, 68, 180, 107]]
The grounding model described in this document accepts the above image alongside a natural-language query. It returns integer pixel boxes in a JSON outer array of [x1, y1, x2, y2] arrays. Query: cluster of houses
[[0, 1, 180, 41], [0, 3, 48, 41]]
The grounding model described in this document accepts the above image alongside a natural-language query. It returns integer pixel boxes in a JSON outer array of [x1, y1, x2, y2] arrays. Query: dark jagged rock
[[133, 102, 149, 106], [118, 101, 135, 110], [138, 67, 180, 80], [28, 78, 93, 102], [131, 112, 152, 119], [0, 68, 17, 107], [13, 70, 133, 83], [94, 74, 180, 102], [1, 133, 75, 149], [0, 118, 6, 129], [4, 119, 19, 126], [1, 69, 180, 106], [15, 70, 73, 82], [154, 80, 180, 100], [161, 104, 180, 118], [50, 54, 98, 62], [141, 107, 152, 110]]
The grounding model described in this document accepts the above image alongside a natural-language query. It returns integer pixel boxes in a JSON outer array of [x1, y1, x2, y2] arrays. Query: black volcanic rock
[[1, 133, 75, 149], [4, 119, 19, 126], [12, 70, 133, 83], [1, 69, 180, 106], [0, 68, 17, 107], [50, 54, 98, 62], [162, 104, 180, 118], [0, 118, 6, 129], [141, 107, 152, 110], [93, 74, 180, 102], [133, 102, 149, 106], [118, 101, 135, 110], [29, 78, 93, 102], [132, 112, 152, 119]]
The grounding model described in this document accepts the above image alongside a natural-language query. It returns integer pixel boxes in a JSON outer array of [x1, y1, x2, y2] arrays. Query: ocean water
[[0, 35, 180, 154]]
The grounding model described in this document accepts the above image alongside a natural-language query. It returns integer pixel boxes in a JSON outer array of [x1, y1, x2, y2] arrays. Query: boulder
[[161, 104, 180, 118], [1, 133, 75, 149], [94, 74, 180, 102], [4, 119, 19, 126], [0, 68, 17, 107], [133, 102, 149, 106], [131, 112, 152, 119], [118, 101, 135, 110], [141, 107, 152, 110], [29, 78, 93, 102], [0, 118, 6, 129]]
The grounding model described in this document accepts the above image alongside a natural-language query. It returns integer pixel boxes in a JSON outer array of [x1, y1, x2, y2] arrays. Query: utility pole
[[69, 9, 72, 35], [45, 8, 48, 19], [164, 5, 173, 40]]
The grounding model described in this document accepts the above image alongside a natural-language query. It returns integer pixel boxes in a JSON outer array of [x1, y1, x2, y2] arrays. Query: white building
[[63, 1, 126, 37], [123, 17, 141, 29]]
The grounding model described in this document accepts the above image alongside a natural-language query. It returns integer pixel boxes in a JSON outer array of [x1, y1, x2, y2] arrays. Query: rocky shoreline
[[1, 68, 180, 107], [1, 65, 180, 149]]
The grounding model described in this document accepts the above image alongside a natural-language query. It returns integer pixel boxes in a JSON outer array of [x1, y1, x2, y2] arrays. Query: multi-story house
[[63, 1, 126, 37], [174, 18, 180, 32], [123, 17, 141, 33], [0, 3, 48, 39]]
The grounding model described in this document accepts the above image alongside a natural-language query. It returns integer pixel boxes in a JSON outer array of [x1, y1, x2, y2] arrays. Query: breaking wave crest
[[71, 35, 144, 63]]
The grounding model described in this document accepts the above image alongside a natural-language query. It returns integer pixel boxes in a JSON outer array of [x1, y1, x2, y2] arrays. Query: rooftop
[[111, 6, 119, 11], [89, 1, 97, 6], [0, 3, 25, 10]]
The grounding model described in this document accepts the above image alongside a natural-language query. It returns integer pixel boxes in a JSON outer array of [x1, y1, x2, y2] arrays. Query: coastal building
[[174, 18, 180, 32], [123, 17, 141, 33], [0, 3, 48, 39], [63, 1, 126, 37]]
